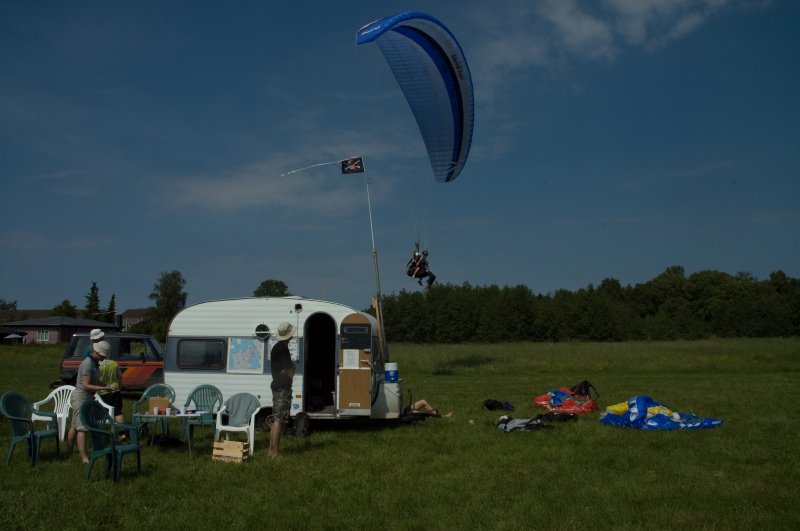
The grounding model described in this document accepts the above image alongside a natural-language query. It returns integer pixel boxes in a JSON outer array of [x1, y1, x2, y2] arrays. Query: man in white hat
[[83, 328, 105, 357], [269, 322, 295, 458], [66, 340, 113, 464]]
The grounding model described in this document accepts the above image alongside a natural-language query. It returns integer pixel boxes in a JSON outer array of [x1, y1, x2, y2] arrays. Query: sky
[[1, 0, 798, 313]]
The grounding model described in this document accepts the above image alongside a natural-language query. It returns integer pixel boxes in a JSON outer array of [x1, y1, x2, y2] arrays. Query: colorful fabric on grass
[[600, 395, 723, 430], [533, 387, 598, 414]]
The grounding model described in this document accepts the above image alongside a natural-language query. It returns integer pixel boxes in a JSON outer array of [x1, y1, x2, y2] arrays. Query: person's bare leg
[[66, 427, 77, 456], [76, 431, 89, 464], [414, 399, 434, 413], [269, 421, 284, 458], [414, 399, 452, 417]]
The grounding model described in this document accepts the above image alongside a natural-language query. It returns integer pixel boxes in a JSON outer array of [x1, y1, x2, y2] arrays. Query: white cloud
[[538, 0, 617, 60], [160, 137, 403, 215], [462, 0, 748, 158], [467, 0, 737, 89], [0, 229, 121, 252], [0, 230, 50, 252], [164, 159, 359, 214], [63, 235, 124, 250], [603, 0, 729, 47], [465, 3, 550, 105], [152, 90, 425, 214]]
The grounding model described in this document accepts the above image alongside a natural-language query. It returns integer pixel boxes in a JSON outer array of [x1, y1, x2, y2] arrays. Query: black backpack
[[570, 380, 599, 399], [483, 399, 514, 411], [292, 412, 311, 437]]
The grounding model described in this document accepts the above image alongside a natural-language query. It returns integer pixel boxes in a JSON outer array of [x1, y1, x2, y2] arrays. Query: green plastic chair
[[1, 391, 59, 466], [132, 383, 176, 440], [80, 400, 141, 481], [181, 384, 223, 455]]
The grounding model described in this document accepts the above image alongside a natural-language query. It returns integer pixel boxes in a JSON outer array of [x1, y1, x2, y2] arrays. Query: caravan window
[[177, 339, 226, 370], [341, 324, 371, 350]]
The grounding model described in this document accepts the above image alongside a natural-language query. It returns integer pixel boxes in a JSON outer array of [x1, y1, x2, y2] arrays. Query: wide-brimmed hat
[[93, 340, 110, 358], [90, 329, 104, 341], [276, 322, 294, 341]]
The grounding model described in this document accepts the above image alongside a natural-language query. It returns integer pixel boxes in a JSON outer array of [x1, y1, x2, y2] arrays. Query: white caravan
[[164, 296, 403, 421]]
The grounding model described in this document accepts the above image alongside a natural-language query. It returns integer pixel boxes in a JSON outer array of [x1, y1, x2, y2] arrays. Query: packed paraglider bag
[[532, 380, 599, 414], [496, 415, 553, 432], [494, 412, 579, 432]]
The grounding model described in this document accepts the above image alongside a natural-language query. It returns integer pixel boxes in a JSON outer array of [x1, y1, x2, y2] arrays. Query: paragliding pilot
[[406, 243, 436, 289]]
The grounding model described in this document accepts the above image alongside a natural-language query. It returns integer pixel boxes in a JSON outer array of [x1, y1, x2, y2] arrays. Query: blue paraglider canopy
[[357, 11, 474, 183], [600, 396, 724, 430]]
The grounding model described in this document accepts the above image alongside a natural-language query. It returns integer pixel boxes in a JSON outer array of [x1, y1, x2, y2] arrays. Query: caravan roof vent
[[255, 324, 270, 340]]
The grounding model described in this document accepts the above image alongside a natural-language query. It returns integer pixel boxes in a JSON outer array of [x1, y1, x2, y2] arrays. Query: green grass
[[1, 339, 799, 530]]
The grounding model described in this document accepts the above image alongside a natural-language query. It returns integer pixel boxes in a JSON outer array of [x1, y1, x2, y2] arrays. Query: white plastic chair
[[214, 393, 262, 456], [94, 393, 115, 417], [32, 385, 75, 442]]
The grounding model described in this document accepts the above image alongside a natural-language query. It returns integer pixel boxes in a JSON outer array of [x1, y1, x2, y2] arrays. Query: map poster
[[227, 338, 265, 374]]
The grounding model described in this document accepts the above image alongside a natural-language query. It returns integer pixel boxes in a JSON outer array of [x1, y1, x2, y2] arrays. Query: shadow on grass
[[303, 416, 436, 435], [432, 355, 495, 376], [285, 437, 339, 456]]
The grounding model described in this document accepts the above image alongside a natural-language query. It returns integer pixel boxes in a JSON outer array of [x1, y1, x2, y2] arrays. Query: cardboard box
[[148, 397, 171, 413], [212, 440, 249, 463]]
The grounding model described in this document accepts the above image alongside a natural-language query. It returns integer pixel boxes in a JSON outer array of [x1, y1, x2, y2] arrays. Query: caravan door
[[337, 314, 372, 416]]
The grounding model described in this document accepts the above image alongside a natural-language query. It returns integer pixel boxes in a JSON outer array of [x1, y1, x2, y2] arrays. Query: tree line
[[118, 276, 289, 341], [5, 267, 798, 344], [1, 281, 117, 323], [1, 275, 291, 343], [380, 266, 800, 343]]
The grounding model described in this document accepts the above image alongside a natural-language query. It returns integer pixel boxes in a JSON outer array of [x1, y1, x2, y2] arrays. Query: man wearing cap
[[269, 322, 295, 458], [66, 340, 113, 464]]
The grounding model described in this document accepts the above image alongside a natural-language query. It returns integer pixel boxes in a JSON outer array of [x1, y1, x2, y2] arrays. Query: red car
[[57, 332, 165, 391]]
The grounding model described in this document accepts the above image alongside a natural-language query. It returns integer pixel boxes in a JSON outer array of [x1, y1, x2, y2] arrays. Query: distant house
[[119, 308, 152, 331], [2, 316, 119, 345], [0, 309, 54, 322], [1, 310, 55, 344]]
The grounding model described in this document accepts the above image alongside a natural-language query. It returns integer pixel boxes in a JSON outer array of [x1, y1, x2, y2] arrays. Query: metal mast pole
[[364, 175, 386, 364]]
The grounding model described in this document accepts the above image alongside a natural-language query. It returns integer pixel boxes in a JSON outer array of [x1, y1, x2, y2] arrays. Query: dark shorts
[[271, 387, 292, 423], [103, 391, 122, 417], [103, 391, 123, 417]]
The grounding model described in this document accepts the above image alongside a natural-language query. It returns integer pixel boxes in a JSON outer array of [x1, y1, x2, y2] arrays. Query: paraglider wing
[[357, 12, 474, 183]]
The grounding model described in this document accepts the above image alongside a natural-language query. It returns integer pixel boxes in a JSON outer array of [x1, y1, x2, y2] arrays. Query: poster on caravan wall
[[225, 337, 301, 375], [227, 338, 264, 374]]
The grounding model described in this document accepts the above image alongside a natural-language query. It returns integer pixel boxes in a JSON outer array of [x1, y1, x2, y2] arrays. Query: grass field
[[1, 339, 798, 530]]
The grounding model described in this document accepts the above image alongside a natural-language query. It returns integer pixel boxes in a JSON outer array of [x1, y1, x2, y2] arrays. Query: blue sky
[[1, 0, 798, 313]]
